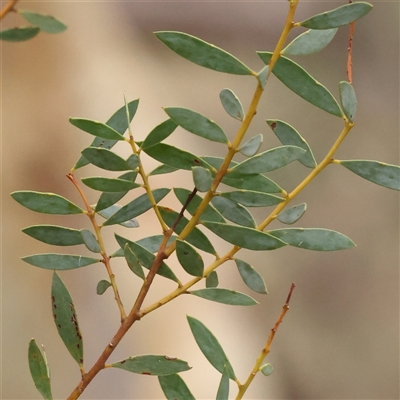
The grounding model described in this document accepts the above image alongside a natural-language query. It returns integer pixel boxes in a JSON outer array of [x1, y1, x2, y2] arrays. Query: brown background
[[2, 1, 399, 399]]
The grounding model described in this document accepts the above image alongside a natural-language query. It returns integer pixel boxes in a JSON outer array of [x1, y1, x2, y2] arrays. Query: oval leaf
[[96, 280, 111, 295], [158, 374, 196, 400], [202, 221, 286, 251], [141, 119, 178, 150], [22, 225, 84, 246], [136, 235, 177, 253], [277, 203, 307, 225], [111, 355, 191, 376], [73, 99, 139, 170], [229, 146, 306, 175], [159, 207, 216, 255], [81, 177, 140, 192], [28, 339, 53, 400], [11, 191, 83, 214], [267, 120, 316, 168], [258, 52, 343, 117], [0, 27, 40, 42], [339, 81, 357, 122], [219, 88, 244, 121], [187, 316, 236, 379], [260, 363, 274, 376], [69, 118, 125, 141], [282, 28, 338, 56], [149, 164, 178, 176], [211, 196, 256, 228], [176, 240, 204, 277], [19, 10, 67, 33], [155, 31, 253, 75], [235, 259, 268, 294], [216, 367, 230, 400], [219, 191, 284, 207], [164, 107, 228, 143], [192, 166, 213, 192], [239, 134, 263, 157], [102, 188, 170, 226], [206, 271, 219, 288], [51, 272, 83, 365], [22, 254, 99, 270], [124, 243, 145, 279], [298, 2, 373, 29], [81, 147, 133, 171], [339, 160, 400, 191], [190, 288, 258, 306], [97, 204, 139, 228], [80, 229, 101, 253], [268, 228, 355, 251]]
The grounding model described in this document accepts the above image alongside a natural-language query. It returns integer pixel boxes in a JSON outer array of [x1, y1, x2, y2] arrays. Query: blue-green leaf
[[187, 316, 236, 379], [149, 164, 178, 176], [219, 88, 244, 121], [22, 225, 84, 246], [216, 366, 230, 400], [97, 204, 139, 228], [206, 271, 219, 288], [277, 203, 307, 225], [164, 107, 228, 144], [339, 81, 357, 122], [136, 235, 177, 253], [219, 190, 284, 207], [96, 280, 111, 295], [124, 243, 145, 279], [238, 134, 263, 157], [258, 52, 343, 117], [192, 166, 213, 192], [51, 272, 83, 365], [141, 119, 178, 150], [69, 118, 125, 141], [298, 2, 373, 29], [81, 147, 134, 171], [260, 363, 274, 376], [211, 197, 256, 228], [158, 374, 196, 400], [28, 339, 53, 400], [190, 288, 258, 306], [0, 27, 40, 42], [235, 259, 267, 294], [268, 228, 355, 251], [81, 176, 140, 192], [155, 31, 253, 75], [176, 240, 204, 277], [19, 10, 67, 33], [23, 254, 99, 270], [267, 120, 316, 168], [80, 229, 101, 253], [339, 160, 400, 191]]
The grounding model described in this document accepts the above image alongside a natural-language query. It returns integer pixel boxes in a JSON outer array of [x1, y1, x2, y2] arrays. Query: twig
[[347, 1, 355, 83], [0, 0, 18, 20]]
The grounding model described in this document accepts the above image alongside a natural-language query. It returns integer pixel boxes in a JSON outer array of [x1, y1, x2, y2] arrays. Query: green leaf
[[174, 188, 225, 223], [81, 177, 140, 192], [96, 279, 111, 295], [211, 197, 256, 228], [258, 52, 343, 117], [277, 203, 307, 225], [158, 374, 196, 400], [216, 367, 230, 400], [267, 120, 316, 168], [219, 88, 244, 121], [190, 288, 258, 306], [339, 81, 357, 121], [0, 27, 40, 42], [339, 160, 400, 191], [159, 207, 216, 254], [176, 240, 204, 277], [22, 254, 99, 270], [298, 2, 373, 29], [73, 99, 139, 170], [136, 235, 177, 253], [80, 229, 101, 253], [155, 31, 253, 75], [219, 190, 284, 207], [51, 272, 83, 365], [143, 143, 211, 171], [164, 107, 228, 144], [28, 339, 53, 400], [238, 134, 263, 157], [97, 204, 139, 228], [111, 355, 191, 376], [149, 164, 178, 176], [192, 166, 213, 192], [268, 228, 355, 251], [235, 259, 267, 294], [22, 225, 84, 246], [187, 316, 236, 379], [229, 146, 306, 175], [257, 65, 269, 89], [202, 222, 286, 251], [260, 363, 274, 376], [126, 154, 140, 170], [115, 234, 179, 282], [81, 147, 134, 171], [141, 119, 178, 150], [69, 118, 125, 141], [19, 10, 67, 33], [282, 28, 338, 56], [206, 271, 219, 288], [102, 188, 170, 226], [11, 191, 83, 214], [124, 243, 145, 279]]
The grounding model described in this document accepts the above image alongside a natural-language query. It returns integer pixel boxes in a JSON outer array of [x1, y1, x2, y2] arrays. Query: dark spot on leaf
[[142, 372, 151, 375], [53, 314, 57, 319], [80, 358, 83, 364], [270, 122, 277, 130], [58, 324, 61, 328], [77, 344, 80, 349], [184, 251, 189, 255], [53, 304, 57, 309], [51, 296, 55, 302], [194, 159, 200, 164], [120, 360, 126, 364]]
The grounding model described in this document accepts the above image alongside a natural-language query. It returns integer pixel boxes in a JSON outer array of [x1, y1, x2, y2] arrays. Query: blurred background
[[2, 0, 398, 399]]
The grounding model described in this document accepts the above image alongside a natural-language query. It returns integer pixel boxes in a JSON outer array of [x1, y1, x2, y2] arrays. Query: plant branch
[[236, 283, 296, 400], [0, 0, 18, 20]]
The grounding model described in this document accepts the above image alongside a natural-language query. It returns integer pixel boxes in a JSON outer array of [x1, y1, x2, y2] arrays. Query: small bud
[[260, 363, 274, 376]]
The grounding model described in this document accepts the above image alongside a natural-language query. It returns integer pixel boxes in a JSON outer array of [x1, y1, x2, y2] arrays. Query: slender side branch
[[0, 0, 18, 20], [236, 283, 296, 400]]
